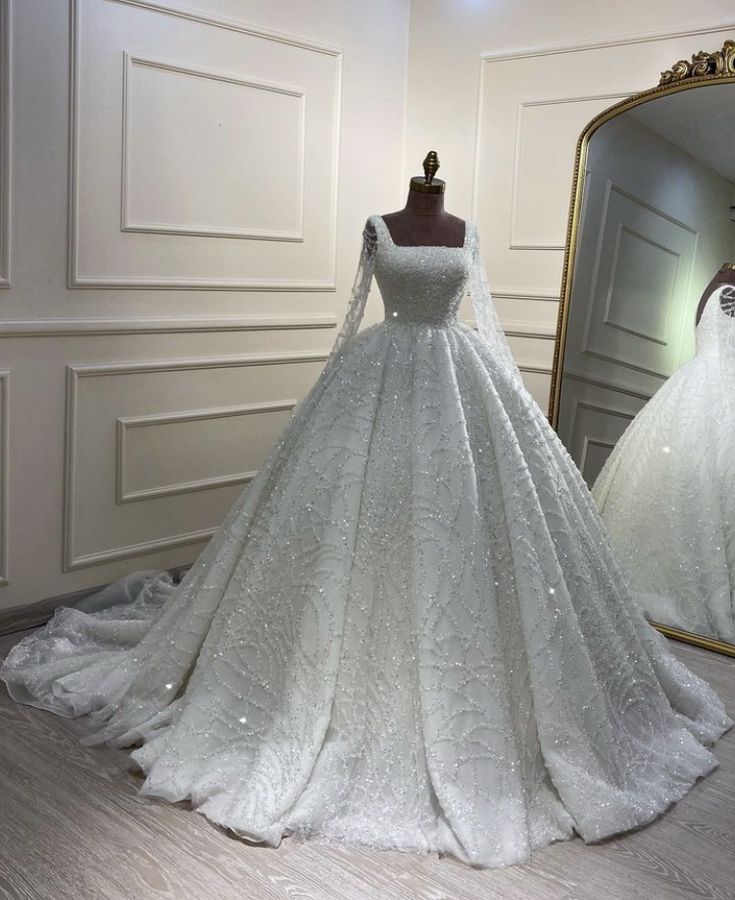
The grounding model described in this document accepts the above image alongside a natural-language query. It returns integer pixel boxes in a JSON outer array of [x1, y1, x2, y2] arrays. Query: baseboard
[[0, 565, 190, 637]]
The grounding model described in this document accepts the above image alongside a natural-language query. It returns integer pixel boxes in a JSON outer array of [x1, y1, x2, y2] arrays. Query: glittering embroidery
[[594, 284, 735, 642], [0, 217, 730, 869]]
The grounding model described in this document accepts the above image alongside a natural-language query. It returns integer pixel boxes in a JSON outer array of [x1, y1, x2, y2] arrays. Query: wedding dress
[[593, 284, 735, 643], [1, 216, 731, 869]]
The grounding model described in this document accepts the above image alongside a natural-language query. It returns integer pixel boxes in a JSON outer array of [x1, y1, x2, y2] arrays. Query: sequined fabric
[[594, 285, 735, 642], [0, 218, 731, 869]]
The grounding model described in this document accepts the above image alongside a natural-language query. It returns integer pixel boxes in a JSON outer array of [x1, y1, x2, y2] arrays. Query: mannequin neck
[[715, 263, 735, 286], [404, 188, 445, 216]]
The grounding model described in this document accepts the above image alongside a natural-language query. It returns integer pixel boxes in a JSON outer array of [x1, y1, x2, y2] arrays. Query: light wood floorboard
[[0, 631, 733, 900]]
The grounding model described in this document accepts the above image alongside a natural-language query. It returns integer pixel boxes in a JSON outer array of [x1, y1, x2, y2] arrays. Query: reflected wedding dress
[[594, 284, 735, 643], [1, 216, 731, 869]]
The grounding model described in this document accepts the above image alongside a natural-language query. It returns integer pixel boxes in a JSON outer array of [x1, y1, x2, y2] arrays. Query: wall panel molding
[[69, 0, 343, 290], [472, 19, 735, 308], [519, 364, 552, 376], [0, 314, 337, 337], [569, 398, 636, 480], [573, 347, 670, 380], [601, 224, 677, 344], [0, 371, 7, 586], [68, 526, 216, 570], [508, 93, 630, 251], [492, 287, 560, 301], [106, 0, 342, 56], [504, 323, 556, 340], [0, 0, 11, 287], [563, 369, 653, 401], [466, 319, 556, 341], [479, 19, 735, 63], [64, 351, 327, 570], [116, 399, 296, 502], [121, 53, 306, 241], [571, 399, 636, 426], [580, 179, 697, 379], [580, 436, 616, 475]]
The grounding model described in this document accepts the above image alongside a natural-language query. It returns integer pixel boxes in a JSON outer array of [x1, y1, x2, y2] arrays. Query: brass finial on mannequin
[[409, 151, 445, 194]]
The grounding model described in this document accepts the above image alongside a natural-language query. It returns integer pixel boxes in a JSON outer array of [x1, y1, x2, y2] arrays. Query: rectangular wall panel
[[474, 24, 735, 414], [519, 369, 552, 409], [122, 55, 305, 240], [510, 96, 624, 251], [0, 0, 411, 616], [581, 180, 697, 378], [70, 0, 343, 289], [563, 384, 643, 485], [117, 400, 296, 502], [64, 353, 325, 570]]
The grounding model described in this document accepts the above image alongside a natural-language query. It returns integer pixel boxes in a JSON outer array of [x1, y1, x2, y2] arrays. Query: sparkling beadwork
[[593, 284, 735, 642], [0, 217, 730, 871]]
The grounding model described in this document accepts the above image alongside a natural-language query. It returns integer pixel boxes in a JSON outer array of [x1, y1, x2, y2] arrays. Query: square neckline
[[376, 214, 468, 250]]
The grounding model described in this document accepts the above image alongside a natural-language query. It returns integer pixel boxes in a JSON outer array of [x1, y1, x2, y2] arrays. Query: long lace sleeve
[[466, 222, 526, 389], [320, 217, 377, 377]]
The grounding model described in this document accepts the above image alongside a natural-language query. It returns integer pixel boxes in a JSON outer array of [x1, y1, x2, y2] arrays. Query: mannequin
[[376, 151, 466, 247], [695, 262, 735, 323]]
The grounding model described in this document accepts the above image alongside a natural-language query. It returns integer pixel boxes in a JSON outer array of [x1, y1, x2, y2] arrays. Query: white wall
[[403, 0, 735, 408], [0, 0, 410, 612]]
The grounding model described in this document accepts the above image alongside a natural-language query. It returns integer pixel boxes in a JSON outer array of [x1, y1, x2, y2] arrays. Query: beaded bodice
[[696, 284, 735, 358], [368, 214, 476, 325]]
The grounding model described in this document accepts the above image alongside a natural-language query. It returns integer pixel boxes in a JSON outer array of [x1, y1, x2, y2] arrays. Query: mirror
[[551, 41, 735, 656]]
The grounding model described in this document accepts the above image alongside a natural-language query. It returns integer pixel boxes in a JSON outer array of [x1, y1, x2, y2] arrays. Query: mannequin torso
[[380, 190, 465, 247], [696, 263, 735, 324], [364, 151, 465, 248]]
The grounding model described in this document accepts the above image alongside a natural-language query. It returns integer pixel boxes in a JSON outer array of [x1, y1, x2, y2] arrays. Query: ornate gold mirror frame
[[549, 40, 735, 657]]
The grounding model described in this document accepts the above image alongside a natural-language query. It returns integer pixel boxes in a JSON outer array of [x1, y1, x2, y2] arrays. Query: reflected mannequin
[[696, 262, 735, 324], [593, 272, 735, 642]]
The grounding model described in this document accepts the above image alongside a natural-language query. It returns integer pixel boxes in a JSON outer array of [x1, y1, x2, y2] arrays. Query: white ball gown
[[593, 284, 735, 643], [1, 216, 731, 869]]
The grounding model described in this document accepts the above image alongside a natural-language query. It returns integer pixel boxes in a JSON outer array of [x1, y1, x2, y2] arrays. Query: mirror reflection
[[556, 82, 735, 647]]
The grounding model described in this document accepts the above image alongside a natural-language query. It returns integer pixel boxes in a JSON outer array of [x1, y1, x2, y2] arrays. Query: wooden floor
[[0, 630, 733, 900]]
